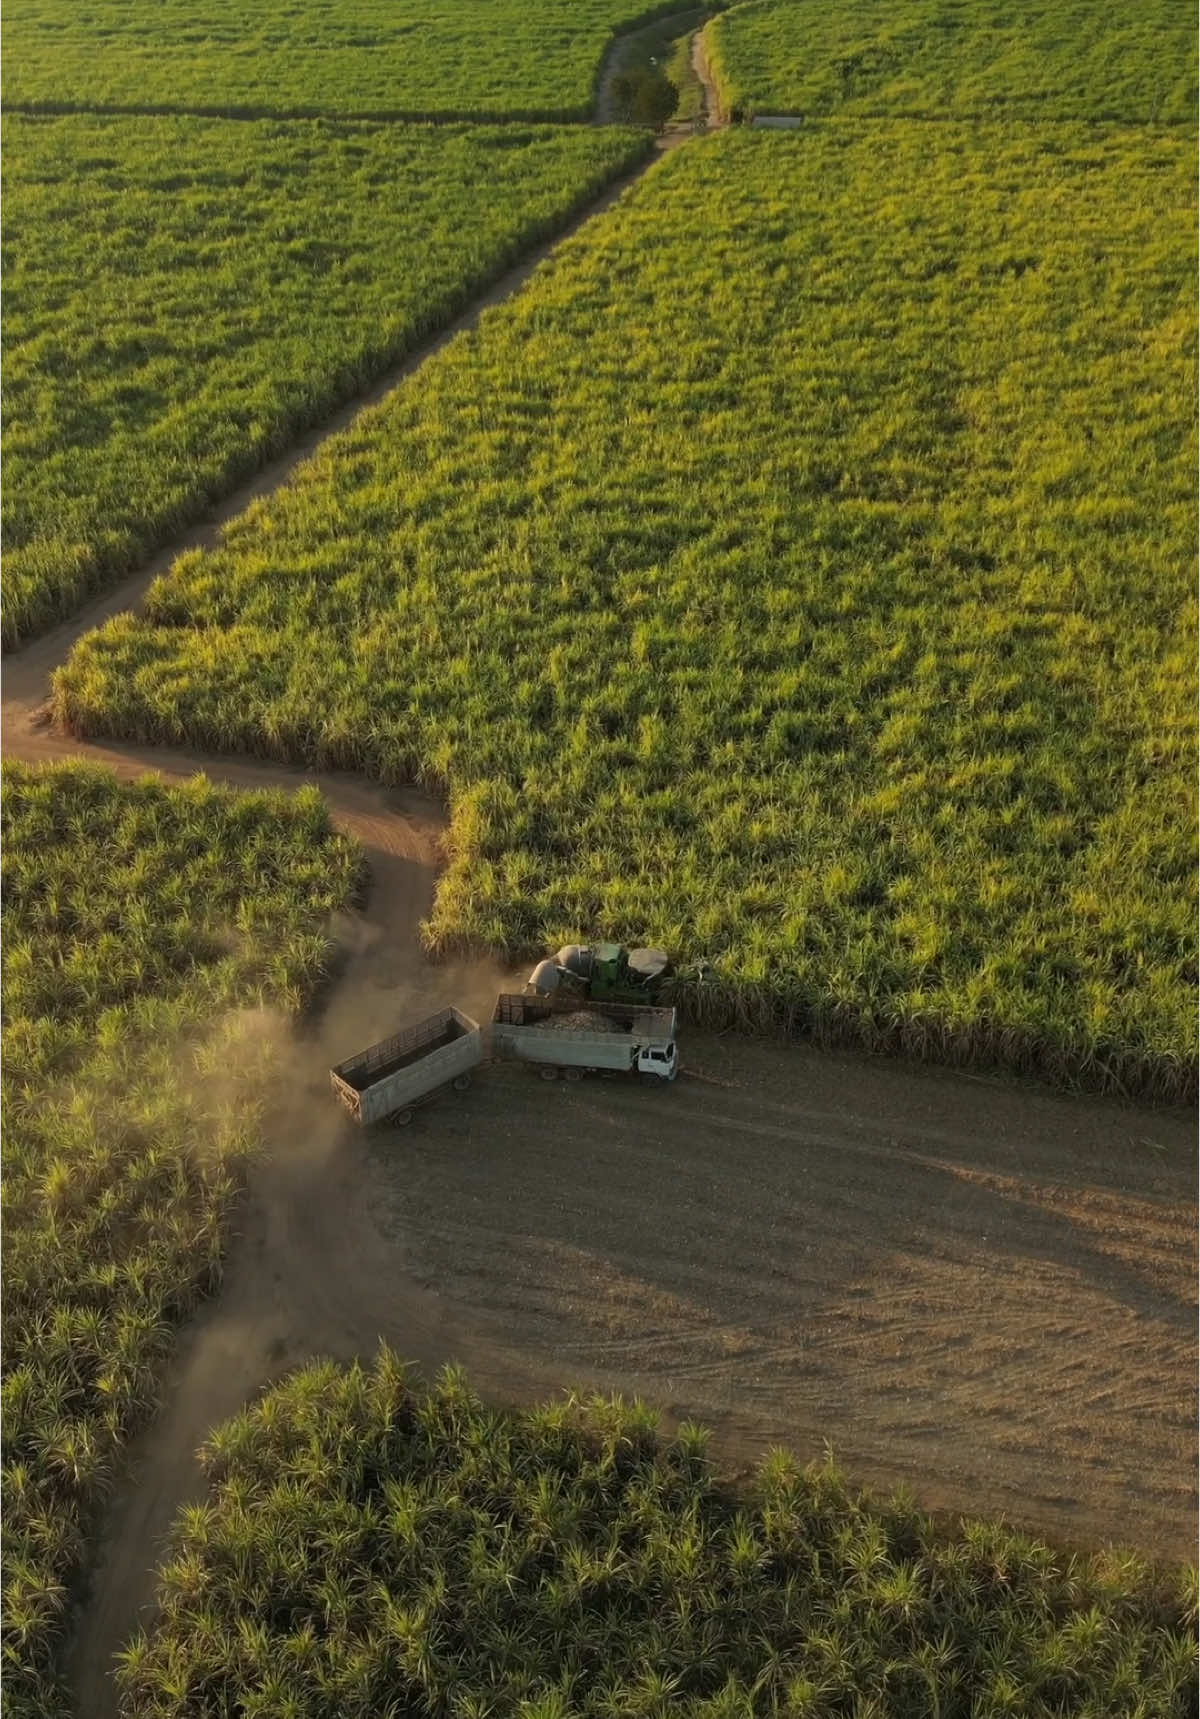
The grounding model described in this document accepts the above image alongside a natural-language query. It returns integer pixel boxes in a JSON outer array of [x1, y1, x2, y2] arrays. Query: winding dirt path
[[2, 39, 1194, 1719]]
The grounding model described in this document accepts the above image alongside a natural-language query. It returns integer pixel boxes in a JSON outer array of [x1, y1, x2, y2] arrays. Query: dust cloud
[[71, 865, 520, 1719]]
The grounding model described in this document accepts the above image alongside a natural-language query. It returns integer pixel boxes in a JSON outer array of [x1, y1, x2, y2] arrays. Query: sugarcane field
[[2, 1, 1196, 1715]]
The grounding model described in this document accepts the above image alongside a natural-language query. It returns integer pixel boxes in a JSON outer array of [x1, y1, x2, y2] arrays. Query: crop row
[[3, 0, 694, 122], [54, 125, 1197, 1099], [115, 1352, 1197, 1717], [703, 0, 1196, 123], [0, 762, 362, 1719], [2, 113, 649, 647]]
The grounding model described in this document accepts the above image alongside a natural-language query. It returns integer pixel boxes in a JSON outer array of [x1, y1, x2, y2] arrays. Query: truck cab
[[636, 1040, 678, 1080]]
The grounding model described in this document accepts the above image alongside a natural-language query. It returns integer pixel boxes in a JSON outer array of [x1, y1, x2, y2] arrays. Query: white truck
[[330, 1006, 482, 1126], [491, 993, 678, 1081]]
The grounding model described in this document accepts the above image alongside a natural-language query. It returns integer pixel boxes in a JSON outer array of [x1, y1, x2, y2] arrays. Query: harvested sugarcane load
[[530, 1010, 619, 1033], [492, 993, 677, 1081]]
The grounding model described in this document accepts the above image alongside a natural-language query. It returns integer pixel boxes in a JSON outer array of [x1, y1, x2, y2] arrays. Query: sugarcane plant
[[114, 1352, 1198, 1719], [53, 124, 1197, 1101], [1, 761, 362, 1719]]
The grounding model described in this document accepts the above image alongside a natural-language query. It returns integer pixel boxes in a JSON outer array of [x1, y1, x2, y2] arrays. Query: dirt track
[[594, 7, 713, 128], [2, 36, 1195, 1719]]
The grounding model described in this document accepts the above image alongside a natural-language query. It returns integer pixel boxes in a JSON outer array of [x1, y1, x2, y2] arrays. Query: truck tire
[[452, 1074, 472, 1092], [564, 1067, 584, 1083], [391, 1109, 415, 1127], [539, 1065, 559, 1081]]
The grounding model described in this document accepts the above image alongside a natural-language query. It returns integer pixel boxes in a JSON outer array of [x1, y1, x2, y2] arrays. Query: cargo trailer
[[491, 993, 677, 1080], [330, 1006, 482, 1126]]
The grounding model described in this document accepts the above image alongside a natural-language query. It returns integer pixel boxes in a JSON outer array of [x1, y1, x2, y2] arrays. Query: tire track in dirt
[[3, 43, 1194, 1718]]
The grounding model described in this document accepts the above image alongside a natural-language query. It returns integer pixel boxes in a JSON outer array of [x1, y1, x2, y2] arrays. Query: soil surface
[[2, 37, 1194, 1719], [61, 961, 1197, 1717]]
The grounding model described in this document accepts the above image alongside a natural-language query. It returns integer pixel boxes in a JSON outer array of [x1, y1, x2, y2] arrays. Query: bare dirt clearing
[[370, 1047, 1195, 1564], [63, 867, 1196, 1714]]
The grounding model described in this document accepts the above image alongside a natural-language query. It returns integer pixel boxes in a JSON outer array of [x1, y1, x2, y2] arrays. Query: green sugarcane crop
[[1, 114, 649, 646], [55, 125, 1198, 1099], [115, 1352, 1198, 1718], [703, 0, 1195, 124], [3, 0, 693, 121], [1, 762, 362, 1719]]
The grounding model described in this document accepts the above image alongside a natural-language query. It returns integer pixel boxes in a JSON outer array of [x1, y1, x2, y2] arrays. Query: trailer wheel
[[391, 1109, 415, 1127], [564, 1067, 584, 1083], [539, 1066, 559, 1081], [452, 1074, 472, 1092]]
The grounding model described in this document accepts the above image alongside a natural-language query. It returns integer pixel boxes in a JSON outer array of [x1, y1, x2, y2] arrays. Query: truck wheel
[[539, 1066, 559, 1081], [452, 1075, 472, 1092], [392, 1109, 414, 1127], [564, 1067, 584, 1083]]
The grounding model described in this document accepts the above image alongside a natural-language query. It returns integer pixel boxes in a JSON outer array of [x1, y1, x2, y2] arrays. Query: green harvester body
[[586, 943, 634, 1000], [524, 942, 708, 1005]]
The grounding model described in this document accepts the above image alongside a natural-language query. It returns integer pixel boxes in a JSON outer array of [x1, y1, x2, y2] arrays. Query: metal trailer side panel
[[330, 1007, 481, 1126], [334, 1007, 459, 1085], [492, 1023, 636, 1070], [357, 1024, 482, 1124]]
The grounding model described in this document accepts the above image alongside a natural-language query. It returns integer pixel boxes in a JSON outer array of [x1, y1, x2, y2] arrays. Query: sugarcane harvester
[[523, 942, 709, 1005]]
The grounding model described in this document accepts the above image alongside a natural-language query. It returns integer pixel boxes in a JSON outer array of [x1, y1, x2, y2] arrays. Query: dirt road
[[2, 37, 1194, 1717], [64, 960, 1197, 1716]]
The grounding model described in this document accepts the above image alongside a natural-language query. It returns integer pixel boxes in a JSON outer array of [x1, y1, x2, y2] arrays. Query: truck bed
[[491, 993, 675, 1070], [337, 1021, 464, 1092], [492, 993, 675, 1037], [330, 1007, 482, 1125]]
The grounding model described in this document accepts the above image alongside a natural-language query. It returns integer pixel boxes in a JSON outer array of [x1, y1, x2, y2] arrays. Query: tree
[[610, 65, 678, 131]]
